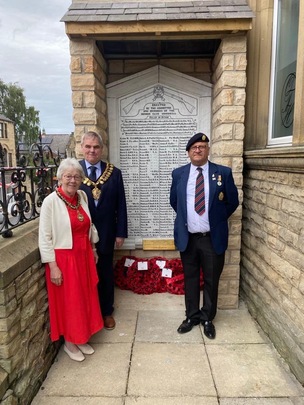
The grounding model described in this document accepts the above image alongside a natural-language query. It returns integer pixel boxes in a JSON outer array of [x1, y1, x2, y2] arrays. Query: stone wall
[[210, 35, 246, 308], [241, 152, 304, 384], [0, 221, 58, 404]]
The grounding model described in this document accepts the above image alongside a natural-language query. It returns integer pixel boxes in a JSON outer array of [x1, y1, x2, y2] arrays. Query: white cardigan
[[38, 189, 96, 263]]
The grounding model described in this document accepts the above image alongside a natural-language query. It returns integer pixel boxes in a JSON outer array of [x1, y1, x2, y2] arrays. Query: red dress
[[45, 189, 103, 343]]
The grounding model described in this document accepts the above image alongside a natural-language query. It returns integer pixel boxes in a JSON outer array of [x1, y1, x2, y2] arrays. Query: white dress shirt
[[186, 162, 210, 234]]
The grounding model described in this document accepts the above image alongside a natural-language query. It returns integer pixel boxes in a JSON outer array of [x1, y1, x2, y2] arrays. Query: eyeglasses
[[190, 145, 208, 151], [63, 175, 82, 181]]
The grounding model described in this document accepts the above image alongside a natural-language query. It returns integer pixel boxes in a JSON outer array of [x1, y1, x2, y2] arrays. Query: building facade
[[243, 0, 304, 383], [0, 114, 16, 167], [61, 0, 304, 383]]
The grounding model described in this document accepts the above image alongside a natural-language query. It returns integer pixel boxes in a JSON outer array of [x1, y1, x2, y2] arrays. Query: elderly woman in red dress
[[39, 158, 103, 362]]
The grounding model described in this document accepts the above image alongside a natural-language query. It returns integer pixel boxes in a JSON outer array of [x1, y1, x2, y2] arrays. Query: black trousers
[[180, 233, 225, 322], [96, 252, 115, 317]]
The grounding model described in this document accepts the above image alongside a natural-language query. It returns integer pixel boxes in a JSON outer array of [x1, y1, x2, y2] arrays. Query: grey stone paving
[[32, 288, 304, 404]]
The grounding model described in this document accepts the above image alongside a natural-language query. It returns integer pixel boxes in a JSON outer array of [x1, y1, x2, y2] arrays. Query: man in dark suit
[[170, 132, 239, 339], [79, 131, 128, 330]]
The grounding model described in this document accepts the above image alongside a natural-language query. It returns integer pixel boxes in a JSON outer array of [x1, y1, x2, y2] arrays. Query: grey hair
[[57, 158, 85, 181], [81, 131, 103, 147]]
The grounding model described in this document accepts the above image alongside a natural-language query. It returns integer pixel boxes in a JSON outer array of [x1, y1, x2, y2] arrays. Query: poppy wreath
[[113, 256, 137, 290], [114, 256, 204, 295]]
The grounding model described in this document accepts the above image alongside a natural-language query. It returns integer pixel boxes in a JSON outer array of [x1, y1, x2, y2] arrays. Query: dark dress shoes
[[177, 318, 200, 334], [203, 321, 216, 339]]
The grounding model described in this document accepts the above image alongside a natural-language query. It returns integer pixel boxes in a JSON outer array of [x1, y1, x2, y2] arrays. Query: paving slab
[[33, 343, 131, 398], [220, 398, 304, 405], [125, 397, 219, 405], [31, 289, 304, 405], [90, 307, 138, 343], [136, 309, 203, 343], [127, 342, 216, 397], [32, 398, 123, 405], [115, 288, 185, 311], [207, 343, 304, 398], [205, 308, 267, 344]]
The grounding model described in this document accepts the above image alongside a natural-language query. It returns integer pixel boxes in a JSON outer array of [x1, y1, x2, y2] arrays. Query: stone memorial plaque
[[107, 67, 211, 248]]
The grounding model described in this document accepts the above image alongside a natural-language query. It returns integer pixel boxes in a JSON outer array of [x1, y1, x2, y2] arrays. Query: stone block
[[235, 53, 247, 70], [0, 323, 20, 345], [70, 39, 95, 55], [217, 71, 247, 95], [221, 36, 247, 53], [0, 299, 17, 319], [234, 123, 245, 140], [71, 74, 95, 91], [211, 139, 243, 157], [0, 309, 20, 333], [72, 91, 83, 108], [213, 106, 245, 126], [83, 56, 94, 73], [21, 283, 39, 308], [73, 108, 98, 125], [20, 301, 37, 331], [70, 56, 81, 73]]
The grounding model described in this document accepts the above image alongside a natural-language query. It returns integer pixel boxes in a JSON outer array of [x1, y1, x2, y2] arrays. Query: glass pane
[[272, 0, 299, 138]]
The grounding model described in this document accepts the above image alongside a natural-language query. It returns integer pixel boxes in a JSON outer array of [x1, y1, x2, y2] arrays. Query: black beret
[[186, 132, 209, 151]]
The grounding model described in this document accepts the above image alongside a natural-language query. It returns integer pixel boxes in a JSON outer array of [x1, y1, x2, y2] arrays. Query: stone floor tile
[[32, 397, 123, 405], [125, 397, 219, 405], [34, 343, 131, 397], [205, 308, 267, 345], [90, 308, 138, 343], [136, 309, 203, 343], [220, 398, 300, 404], [115, 288, 185, 311], [207, 343, 304, 397], [128, 342, 216, 397]]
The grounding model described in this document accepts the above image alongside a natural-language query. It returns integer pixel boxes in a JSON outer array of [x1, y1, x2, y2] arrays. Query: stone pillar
[[70, 39, 108, 159], [211, 35, 246, 308]]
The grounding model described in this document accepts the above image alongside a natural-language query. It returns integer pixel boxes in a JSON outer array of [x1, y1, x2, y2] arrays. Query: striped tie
[[195, 167, 205, 215]]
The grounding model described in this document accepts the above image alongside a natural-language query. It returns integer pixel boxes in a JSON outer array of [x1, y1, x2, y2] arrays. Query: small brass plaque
[[143, 239, 176, 251]]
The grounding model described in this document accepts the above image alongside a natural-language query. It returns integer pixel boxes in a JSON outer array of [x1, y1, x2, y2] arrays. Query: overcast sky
[[0, 0, 74, 134]]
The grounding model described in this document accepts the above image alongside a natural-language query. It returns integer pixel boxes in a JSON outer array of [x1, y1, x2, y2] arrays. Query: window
[[268, 0, 299, 145], [0, 123, 8, 138]]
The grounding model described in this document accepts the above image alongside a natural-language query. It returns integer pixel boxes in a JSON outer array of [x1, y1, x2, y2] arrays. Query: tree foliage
[[0, 79, 40, 146]]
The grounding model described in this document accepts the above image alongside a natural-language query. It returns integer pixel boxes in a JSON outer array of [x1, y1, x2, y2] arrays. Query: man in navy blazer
[[170, 132, 239, 338], [79, 131, 128, 330]]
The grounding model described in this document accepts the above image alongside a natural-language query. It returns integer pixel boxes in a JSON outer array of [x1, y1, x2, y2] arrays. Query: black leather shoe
[[177, 318, 200, 334], [203, 321, 216, 339]]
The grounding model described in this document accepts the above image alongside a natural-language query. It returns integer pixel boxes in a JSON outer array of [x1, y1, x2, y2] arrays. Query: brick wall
[[0, 221, 58, 404]]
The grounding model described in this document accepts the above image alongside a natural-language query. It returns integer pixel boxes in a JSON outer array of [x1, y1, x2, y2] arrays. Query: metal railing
[[0, 137, 61, 238]]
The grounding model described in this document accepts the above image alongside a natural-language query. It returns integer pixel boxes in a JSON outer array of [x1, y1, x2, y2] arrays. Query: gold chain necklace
[[56, 189, 84, 221], [83, 162, 114, 200]]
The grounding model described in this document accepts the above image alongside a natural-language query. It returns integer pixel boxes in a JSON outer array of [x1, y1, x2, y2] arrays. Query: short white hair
[[57, 158, 85, 181]]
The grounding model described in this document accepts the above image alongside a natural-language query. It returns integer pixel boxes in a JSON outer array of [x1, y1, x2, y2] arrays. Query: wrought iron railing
[[0, 137, 61, 238]]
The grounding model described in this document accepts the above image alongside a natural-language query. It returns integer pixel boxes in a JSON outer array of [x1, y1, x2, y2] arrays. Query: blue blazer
[[170, 161, 239, 255], [79, 160, 128, 254]]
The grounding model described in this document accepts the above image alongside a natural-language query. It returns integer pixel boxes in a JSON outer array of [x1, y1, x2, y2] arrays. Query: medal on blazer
[[83, 162, 114, 200]]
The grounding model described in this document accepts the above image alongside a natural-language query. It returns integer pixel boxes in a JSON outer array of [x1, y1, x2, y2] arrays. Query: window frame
[[268, 0, 298, 147]]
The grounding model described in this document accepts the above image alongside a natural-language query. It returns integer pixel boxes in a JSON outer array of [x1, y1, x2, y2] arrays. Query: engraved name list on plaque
[[107, 67, 212, 249]]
